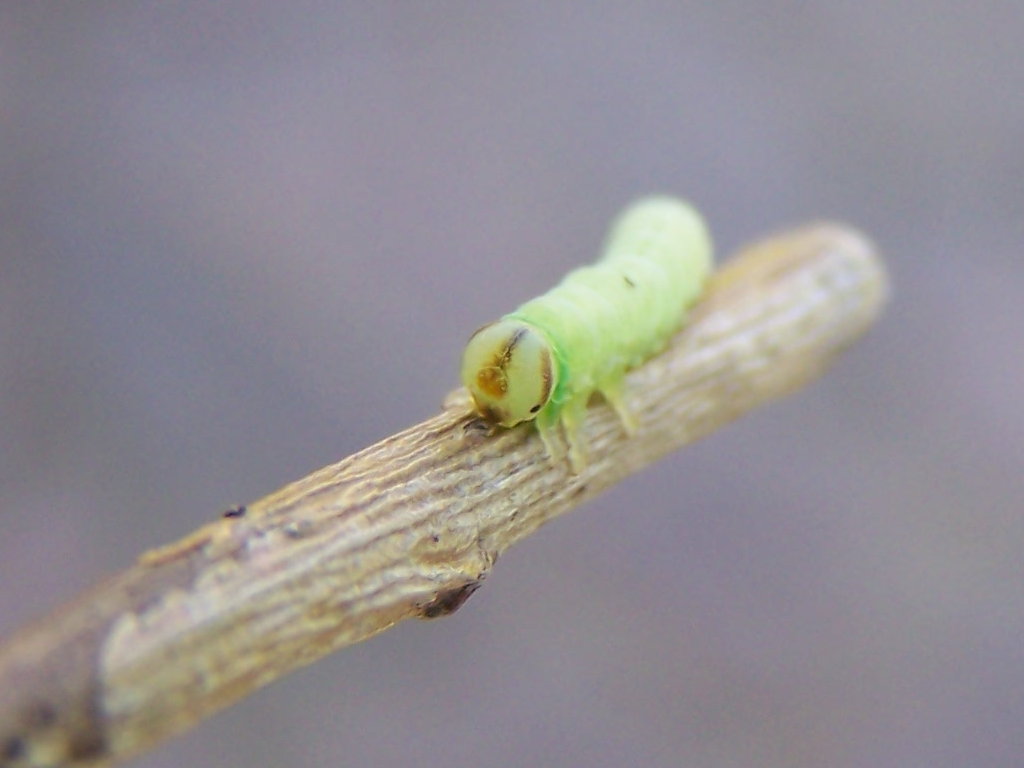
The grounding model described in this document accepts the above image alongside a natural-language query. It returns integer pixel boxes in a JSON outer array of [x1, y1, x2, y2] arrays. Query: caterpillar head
[[460, 319, 558, 427]]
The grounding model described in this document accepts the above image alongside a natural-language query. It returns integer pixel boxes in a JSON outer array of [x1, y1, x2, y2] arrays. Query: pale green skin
[[461, 196, 713, 470]]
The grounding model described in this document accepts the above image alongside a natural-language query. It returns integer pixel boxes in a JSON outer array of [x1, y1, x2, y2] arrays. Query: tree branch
[[0, 223, 889, 768]]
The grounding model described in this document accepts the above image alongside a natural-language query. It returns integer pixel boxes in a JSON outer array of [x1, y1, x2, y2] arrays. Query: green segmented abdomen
[[460, 196, 713, 470], [513, 197, 711, 403]]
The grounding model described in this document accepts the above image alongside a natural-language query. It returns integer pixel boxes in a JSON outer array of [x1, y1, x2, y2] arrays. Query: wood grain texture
[[0, 223, 889, 768]]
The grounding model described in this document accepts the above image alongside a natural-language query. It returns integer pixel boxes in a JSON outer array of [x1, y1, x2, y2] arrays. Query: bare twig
[[0, 223, 888, 768]]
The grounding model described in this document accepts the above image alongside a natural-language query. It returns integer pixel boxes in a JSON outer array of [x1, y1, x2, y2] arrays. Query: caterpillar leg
[[534, 407, 565, 464], [558, 396, 590, 473], [535, 397, 591, 472], [598, 377, 638, 435]]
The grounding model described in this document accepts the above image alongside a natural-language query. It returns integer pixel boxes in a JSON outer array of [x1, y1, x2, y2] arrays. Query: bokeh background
[[3, 3, 1022, 767]]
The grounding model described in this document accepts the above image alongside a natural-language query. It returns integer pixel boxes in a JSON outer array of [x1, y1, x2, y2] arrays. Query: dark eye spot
[[529, 404, 541, 413], [623, 275, 636, 287]]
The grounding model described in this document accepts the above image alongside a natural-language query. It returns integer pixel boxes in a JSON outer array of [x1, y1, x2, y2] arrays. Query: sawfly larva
[[460, 196, 713, 470]]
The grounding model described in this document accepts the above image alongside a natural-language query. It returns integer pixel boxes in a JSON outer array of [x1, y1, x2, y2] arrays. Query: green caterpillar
[[460, 196, 713, 470]]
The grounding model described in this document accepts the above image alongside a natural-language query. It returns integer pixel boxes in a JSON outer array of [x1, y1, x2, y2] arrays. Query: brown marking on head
[[501, 326, 527, 359], [476, 366, 507, 398], [493, 326, 527, 369], [537, 344, 553, 405], [475, 327, 528, 399]]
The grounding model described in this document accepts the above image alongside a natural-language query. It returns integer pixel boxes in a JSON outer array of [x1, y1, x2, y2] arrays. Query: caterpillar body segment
[[460, 196, 713, 470]]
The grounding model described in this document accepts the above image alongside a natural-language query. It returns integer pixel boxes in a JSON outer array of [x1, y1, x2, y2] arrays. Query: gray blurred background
[[2, 3, 1022, 767]]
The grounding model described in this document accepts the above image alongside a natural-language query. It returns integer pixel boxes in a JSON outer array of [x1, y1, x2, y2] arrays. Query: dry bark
[[0, 223, 889, 767]]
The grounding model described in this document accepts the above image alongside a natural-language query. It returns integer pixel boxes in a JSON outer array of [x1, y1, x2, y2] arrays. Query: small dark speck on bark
[[419, 582, 482, 618]]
